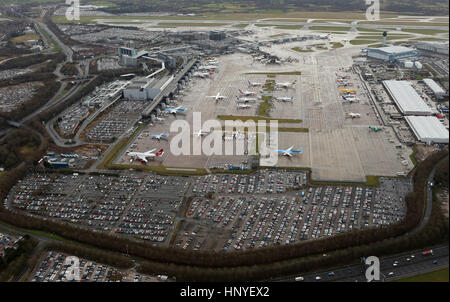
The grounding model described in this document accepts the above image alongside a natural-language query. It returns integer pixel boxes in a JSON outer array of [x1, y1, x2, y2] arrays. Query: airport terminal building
[[405, 116, 449, 144], [367, 46, 419, 62], [382, 80, 433, 116]]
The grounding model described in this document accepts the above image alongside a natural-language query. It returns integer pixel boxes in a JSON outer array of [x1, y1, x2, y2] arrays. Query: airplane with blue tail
[[277, 146, 303, 157], [151, 132, 169, 141]]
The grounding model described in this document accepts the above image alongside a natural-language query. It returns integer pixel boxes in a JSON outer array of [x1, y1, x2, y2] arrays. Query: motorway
[[274, 245, 448, 282]]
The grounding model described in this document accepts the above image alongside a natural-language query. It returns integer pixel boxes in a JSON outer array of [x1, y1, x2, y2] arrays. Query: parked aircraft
[[192, 72, 212, 78], [151, 132, 169, 141], [237, 103, 252, 109], [194, 129, 210, 137], [342, 95, 359, 103], [238, 89, 257, 96], [164, 106, 187, 115], [276, 96, 294, 102], [346, 112, 361, 118], [207, 92, 227, 101], [277, 146, 303, 157], [127, 149, 164, 163], [236, 96, 257, 103], [369, 126, 383, 132], [274, 81, 296, 89], [248, 80, 263, 87]]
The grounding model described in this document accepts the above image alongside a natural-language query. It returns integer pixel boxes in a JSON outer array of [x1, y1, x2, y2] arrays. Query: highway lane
[[275, 245, 448, 282]]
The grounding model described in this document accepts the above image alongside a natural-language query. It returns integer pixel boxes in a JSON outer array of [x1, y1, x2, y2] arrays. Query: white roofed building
[[423, 78, 446, 99], [405, 116, 449, 144], [382, 80, 433, 116]]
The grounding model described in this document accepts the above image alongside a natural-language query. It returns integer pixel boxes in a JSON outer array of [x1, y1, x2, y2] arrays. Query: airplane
[[274, 81, 296, 89], [236, 96, 257, 103], [193, 129, 210, 137], [275, 96, 294, 102], [151, 132, 169, 141], [164, 106, 187, 115], [276, 146, 303, 157], [238, 89, 257, 96], [248, 80, 262, 87], [127, 149, 164, 163], [339, 88, 357, 93], [192, 72, 212, 78], [237, 103, 251, 109], [346, 112, 361, 119], [369, 126, 383, 132], [207, 92, 227, 101], [154, 116, 165, 122], [198, 65, 218, 71], [342, 96, 359, 103]]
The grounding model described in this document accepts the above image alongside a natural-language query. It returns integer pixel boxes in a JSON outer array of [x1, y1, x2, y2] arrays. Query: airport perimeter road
[[273, 245, 448, 282]]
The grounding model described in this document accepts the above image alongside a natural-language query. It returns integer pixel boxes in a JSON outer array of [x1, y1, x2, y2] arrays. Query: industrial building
[[416, 41, 449, 56], [405, 116, 449, 144], [423, 78, 446, 99], [123, 76, 174, 101], [382, 80, 433, 116], [366, 46, 419, 62]]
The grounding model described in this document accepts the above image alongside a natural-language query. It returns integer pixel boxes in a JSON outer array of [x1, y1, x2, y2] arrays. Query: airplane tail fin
[[238, 89, 243, 94], [156, 149, 164, 156]]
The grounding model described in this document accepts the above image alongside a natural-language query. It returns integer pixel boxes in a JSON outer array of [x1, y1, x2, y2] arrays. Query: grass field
[[350, 40, 376, 45], [359, 21, 449, 26], [156, 22, 230, 27], [331, 42, 344, 48], [10, 34, 40, 43], [50, 10, 401, 24], [217, 115, 302, 124], [309, 26, 351, 32], [292, 47, 314, 52], [402, 28, 449, 35], [394, 268, 449, 282], [232, 23, 248, 28]]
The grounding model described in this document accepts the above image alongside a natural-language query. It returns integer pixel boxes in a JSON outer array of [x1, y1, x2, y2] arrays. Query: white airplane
[[207, 92, 227, 101], [237, 103, 251, 109], [151, 132, 169, 141], [193, 129, 210, 137], [342, 95, 359, 103], [205, 60, 218, 65], [164, 106, 187, 115], [192, 72, 212, 78], [346, 112, 361, 119], [248, 80, 262, 87], [198, 65, 218, 71], [274, 81, 296, 89], [276, 146, 303, 157], [238, 89, 257, 96], [154, 116, 165, 122], [236, 96, 257, 103], [127, 148, 164, 163], [275, 96, 294, 102]]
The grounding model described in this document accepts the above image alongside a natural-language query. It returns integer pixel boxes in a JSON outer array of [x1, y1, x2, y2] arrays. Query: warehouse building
[[382, 80, 433, 116], [416, 41, 449, 56], [423, 78, 446, 99], [405, 116, 449, 144], [366, 46, 419, 62]]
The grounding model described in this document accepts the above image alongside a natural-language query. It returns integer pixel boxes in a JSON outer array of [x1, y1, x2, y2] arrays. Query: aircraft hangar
[[405, 116, 449, 144]]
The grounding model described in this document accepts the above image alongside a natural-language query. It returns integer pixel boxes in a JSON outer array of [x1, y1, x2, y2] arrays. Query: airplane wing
[[137, 155, 148, 163], [284, 152, 293, 157], [287, 146, 294, 151]]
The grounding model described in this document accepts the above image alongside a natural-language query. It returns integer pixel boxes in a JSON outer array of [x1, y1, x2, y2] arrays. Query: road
[[274, 245, 448, 282]]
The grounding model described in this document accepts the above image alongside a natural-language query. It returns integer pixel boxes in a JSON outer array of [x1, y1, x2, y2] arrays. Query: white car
[[388, 272, 394, 276], [315, 276, 322, 280]]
